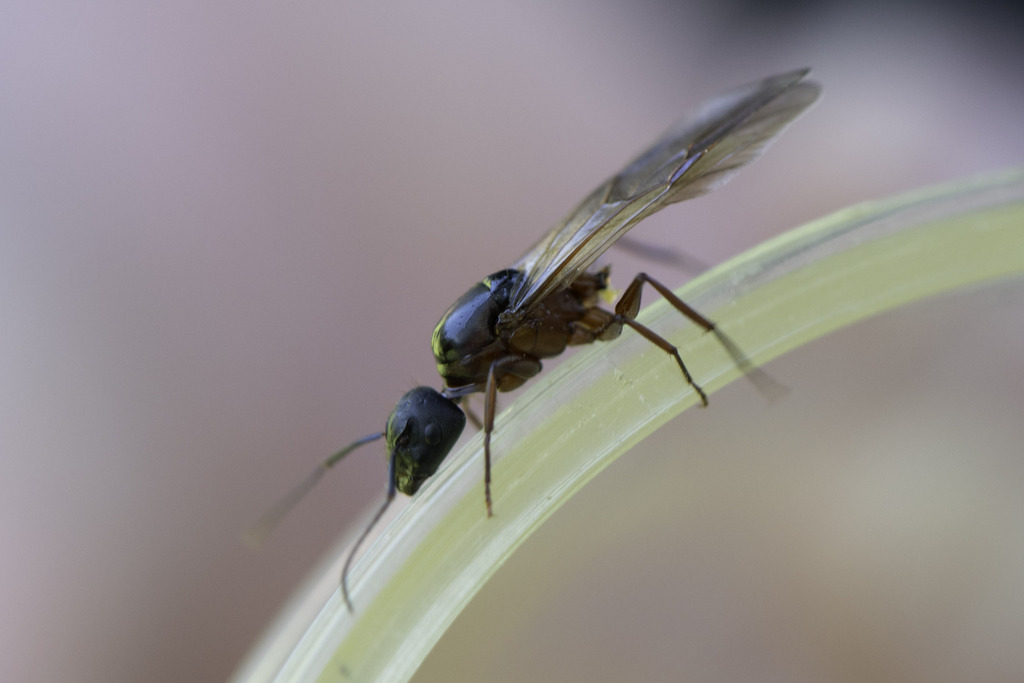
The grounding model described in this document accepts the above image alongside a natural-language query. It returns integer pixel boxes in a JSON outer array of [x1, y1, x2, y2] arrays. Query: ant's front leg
[[482, 363, 498, 518], [454, 395, 484, 431], [479, 356, 542, 518]]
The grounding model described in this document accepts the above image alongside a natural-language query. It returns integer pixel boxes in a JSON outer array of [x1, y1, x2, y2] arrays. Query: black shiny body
[[432, 268, 618, 395]]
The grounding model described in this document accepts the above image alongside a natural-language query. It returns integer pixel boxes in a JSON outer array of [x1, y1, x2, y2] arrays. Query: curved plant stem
[[233, 167, 1024, 683]]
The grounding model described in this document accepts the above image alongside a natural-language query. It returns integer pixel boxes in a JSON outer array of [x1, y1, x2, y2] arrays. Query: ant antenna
[[339, 449, 397, 611], [243, 431, 385, 549]]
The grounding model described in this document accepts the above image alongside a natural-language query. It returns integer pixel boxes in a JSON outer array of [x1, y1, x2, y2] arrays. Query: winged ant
[[248, 69, 820, 610]]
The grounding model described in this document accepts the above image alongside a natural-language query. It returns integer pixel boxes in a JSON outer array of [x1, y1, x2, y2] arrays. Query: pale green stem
[[233, 167, 1024, 683]]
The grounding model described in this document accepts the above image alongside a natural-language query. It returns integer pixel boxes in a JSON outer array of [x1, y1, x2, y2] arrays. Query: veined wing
[[505, 69, 820, 319]]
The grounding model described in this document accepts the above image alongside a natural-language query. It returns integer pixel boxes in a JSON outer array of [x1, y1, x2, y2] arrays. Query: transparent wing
[[506, 69, 820, 316]]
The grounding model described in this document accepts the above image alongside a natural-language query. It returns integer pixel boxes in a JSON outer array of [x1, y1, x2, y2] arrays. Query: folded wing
[[507, 69, 820, 317]]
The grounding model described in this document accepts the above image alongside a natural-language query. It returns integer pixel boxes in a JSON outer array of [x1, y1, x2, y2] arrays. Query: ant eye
[[423, 422, 441, 446]]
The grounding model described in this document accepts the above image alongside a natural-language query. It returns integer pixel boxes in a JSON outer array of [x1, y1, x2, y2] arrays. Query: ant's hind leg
[[615, 316, 710, 406], [616, 273, 788, 402]]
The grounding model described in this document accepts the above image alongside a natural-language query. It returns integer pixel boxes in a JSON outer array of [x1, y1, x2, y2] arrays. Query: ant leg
[[455, 395, 484, 431], [482, 363, 499, 517], [464, 356, 542, 517], [616, 316, 709, 406], [617, 273, 788, 402], [477, 356, 540, 517]]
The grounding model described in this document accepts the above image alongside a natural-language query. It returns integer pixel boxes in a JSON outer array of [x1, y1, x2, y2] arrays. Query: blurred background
[[2, 0, 1023, 681]]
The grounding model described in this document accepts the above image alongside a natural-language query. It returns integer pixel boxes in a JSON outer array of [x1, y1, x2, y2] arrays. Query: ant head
[[386, 387, 466, 495]]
